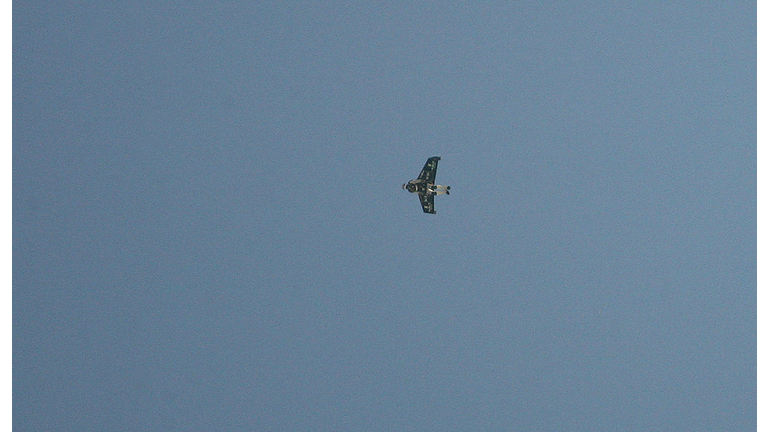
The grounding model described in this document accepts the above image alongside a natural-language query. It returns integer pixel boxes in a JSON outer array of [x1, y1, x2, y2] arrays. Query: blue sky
[[14, 2, 755, 430]]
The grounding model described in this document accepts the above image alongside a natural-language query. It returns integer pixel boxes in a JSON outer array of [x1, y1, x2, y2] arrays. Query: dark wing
[[417, 156, 441, 183], [418, 192, 436, 214]]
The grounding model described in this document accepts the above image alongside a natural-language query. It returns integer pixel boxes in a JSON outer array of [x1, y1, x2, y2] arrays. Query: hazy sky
[[14, 2, 755, 430]]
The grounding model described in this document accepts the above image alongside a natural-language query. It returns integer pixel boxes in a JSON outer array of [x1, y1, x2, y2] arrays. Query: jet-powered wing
[[418, 192, 436, 214], [403, 156, 449, 214], [417, 156, 440, 184]]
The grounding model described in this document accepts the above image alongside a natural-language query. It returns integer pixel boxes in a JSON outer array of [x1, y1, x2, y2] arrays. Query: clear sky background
[[14, 2, 755, 431]]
